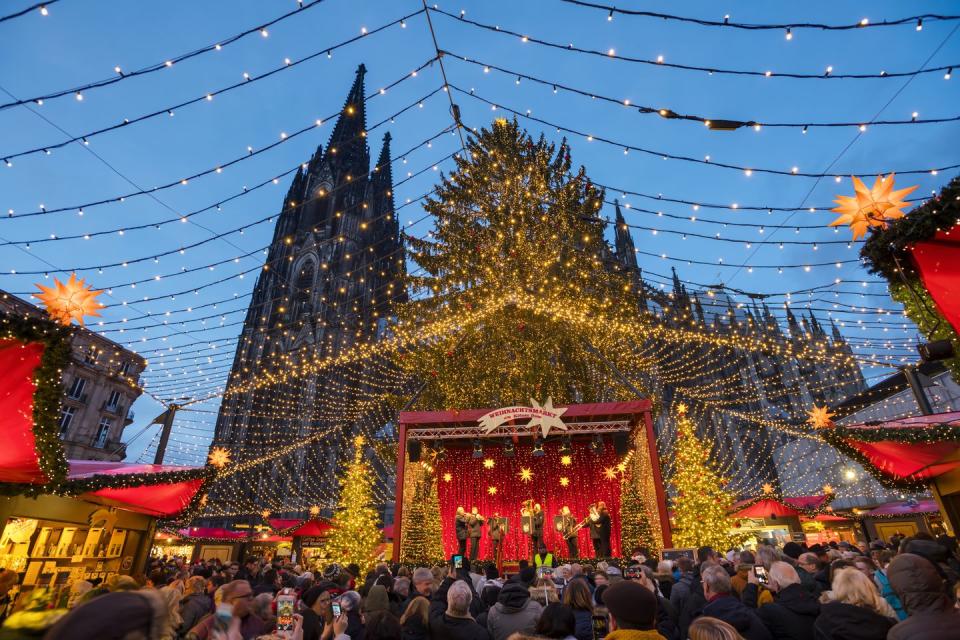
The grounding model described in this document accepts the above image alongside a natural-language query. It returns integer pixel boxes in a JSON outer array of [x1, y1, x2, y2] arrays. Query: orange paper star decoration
[[806, 405, 836, 429], [761, 482, 774, 495], [309, 505, 321, 516], [207, 447, 232, 468], [830, 174, 918, 240], [34, 273, 105, 326]]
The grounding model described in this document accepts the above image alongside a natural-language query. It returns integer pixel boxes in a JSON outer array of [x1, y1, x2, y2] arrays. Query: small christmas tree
[[620, 432, 663, 556], [400, 460, 444, 563], [322, 436, 382, 572], [668, 404, 741, 551]]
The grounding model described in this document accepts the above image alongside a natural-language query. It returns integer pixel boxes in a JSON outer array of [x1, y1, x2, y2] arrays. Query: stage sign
[[478, 397, 568, 438]]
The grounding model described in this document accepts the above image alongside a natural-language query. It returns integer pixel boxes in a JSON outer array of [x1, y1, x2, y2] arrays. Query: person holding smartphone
[[185, 580, 266, 640]]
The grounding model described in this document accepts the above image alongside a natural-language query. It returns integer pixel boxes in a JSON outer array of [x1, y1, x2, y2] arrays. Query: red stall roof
[[67, 461, 209, 517], [864, 498, 941, 517], [730, 495, 832, 519]]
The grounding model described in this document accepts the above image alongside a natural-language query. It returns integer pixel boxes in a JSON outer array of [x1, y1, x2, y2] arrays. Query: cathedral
[[205, 65, 406, 521], [203, 72, 868, 522]]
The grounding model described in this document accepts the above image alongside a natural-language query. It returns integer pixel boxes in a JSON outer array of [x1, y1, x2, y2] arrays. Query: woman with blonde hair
[[813, 567, 896, 639], [688, 616, 744, 640], [400, 594, 429, 640], [528, 577, 559, 607]]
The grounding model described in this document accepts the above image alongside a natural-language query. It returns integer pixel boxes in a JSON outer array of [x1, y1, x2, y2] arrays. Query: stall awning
[[823, 412, 960, 489], [292, 520, 333, 537], [730, 494, 832, 519], [864, 498, 941, 517], [911, 225, 960, 334], [66, 461, 209, 518]]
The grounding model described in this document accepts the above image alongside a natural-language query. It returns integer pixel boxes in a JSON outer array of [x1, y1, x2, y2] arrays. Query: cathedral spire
[[326, 64, 368, 151], [613, 200, 639, 271]]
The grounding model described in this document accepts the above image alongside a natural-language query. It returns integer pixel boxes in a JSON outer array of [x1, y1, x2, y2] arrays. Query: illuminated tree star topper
[[34, 273, 105, 326]]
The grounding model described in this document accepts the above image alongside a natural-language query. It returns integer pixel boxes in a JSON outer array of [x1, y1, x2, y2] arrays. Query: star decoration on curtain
[[559, 477, 570, 487], [442, 472, 452, 483], [616, 462, 627, 473], [603, 467, 617, 480], [806, 405, 836, 429], [830, 174, 918, 240], [34, 273, 105, 326], [560, 455, 572, 466], [519, 468, 533, 483], [207, 447, 232, 468], [483, 458, 495, 469], [487, 486, 498, 495]]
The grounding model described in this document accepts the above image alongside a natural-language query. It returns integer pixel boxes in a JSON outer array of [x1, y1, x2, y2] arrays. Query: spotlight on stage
[[591, 435, 604, 455], [559, 436, 572, 454], [532, 438, 545, 457], [503, 439, 515, 457], [472, 439, 483, 458]]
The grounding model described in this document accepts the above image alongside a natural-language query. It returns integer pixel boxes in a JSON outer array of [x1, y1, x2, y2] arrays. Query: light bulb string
[[0, 0, 61, 25]]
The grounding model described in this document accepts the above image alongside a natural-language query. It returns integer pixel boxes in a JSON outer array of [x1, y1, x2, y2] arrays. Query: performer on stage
[[488, 511, 504, 565], [467, 507, 484, 561], [531, 503, 545, 556], [589, 501, 612, 557], [455, 506, 468, 556], [557, 506, 580, 558]]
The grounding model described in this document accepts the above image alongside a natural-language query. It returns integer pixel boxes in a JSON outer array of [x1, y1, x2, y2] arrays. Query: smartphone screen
[[754, 566, 768, 585], [591, 614, 609, 640], [331, 601, 342, 617], [453, 554, 464, 569], [276, 595, 296, 631], [213, 602, 233, 631]]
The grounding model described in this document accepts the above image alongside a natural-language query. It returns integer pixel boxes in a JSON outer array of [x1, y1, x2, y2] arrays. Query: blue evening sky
[[1, 0, 957, 465]]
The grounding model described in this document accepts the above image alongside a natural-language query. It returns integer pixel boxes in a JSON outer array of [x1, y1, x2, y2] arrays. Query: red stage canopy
[[0, 339, 47, 484], [824, 412, 960, 488], [911, 224, 960, 334]]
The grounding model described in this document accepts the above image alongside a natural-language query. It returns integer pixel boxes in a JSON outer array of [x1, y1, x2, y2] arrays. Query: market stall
[[729, 492, 835, 547]]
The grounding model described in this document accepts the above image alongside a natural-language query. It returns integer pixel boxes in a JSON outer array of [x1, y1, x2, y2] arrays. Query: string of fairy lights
[[1, 0, 956, 519]]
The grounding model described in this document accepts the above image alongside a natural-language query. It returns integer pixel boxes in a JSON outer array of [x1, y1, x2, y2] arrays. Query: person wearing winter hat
[[43, 590, 171, 640], [365, 585, 392, 616], [487, 578, 543, 640], [600, 580, 665, 640], [887, 552, 960, 640]]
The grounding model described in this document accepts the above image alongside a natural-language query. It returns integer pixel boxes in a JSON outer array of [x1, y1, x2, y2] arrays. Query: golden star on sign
[[603, 467, 617, 480], [519, 468, 533, 483], [806, 405, 836, 429], [830, 174, 918, 240], [442, 472, 452, 483], [34, 273, 105, 326], [560, 455, 573, 466], [207, 447, 231, 468], [761, 482, 774, 495], [483, 458, 495, 469], [487, 486, 498, 495]]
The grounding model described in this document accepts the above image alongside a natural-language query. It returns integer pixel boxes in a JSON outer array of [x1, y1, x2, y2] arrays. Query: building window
[[67, 377, 86, 400], [84, 347, 98, 365], [59, 406, 76, 435], [94, 418, 112, 448], [106, 390, 122, 411], [120, 360, 132, 376]]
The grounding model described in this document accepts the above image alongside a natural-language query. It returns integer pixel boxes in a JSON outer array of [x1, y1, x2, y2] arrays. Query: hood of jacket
[[888, 552, 953, 615], [703, 594, 756, 633], [496, 581, 534, 612], [774, 583, 820, 617], [815, 601, 894, 640]]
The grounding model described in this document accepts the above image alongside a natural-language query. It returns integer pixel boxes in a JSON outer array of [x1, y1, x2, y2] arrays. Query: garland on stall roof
[[819, 423, 960, 491], [861, 175, 960, 382], [728, 491, 837, 517], [0, 310, 73, 495]]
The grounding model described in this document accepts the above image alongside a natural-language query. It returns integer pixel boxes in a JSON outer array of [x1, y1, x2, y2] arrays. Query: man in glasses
[[186, 580, 267, 640]]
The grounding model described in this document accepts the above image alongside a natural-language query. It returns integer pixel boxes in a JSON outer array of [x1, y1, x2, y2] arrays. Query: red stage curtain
[[0, 339, 47, 483], [436, 440, 622, 560], [912, 225, 960, 335]]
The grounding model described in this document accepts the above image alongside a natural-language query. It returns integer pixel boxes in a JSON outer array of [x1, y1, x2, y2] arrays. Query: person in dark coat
[[699, 565, 771, 640], [486, 580, 542, 640], [887, 552, 960, 640], [531, 504, 545, 557], [591, 503, 612, 557], [468, 508, 485, 562], [400, 596, 431, 640], [429, 575, 489, 640], [42, 590, 169, 640], [677, 549, 717, 639], [488, 515, 504, 566], [455, 507, 469, 557], [562, 579, 594, 640], [742, 562, 819, 640], [179, 588, 213, 637], [812, 567, 895, 640]]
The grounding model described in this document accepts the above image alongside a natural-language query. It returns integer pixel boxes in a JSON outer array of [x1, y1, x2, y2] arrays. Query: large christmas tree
[[322, 436, 382, 572], [668, 404, 742, 551], [399, 118, 648, 408]]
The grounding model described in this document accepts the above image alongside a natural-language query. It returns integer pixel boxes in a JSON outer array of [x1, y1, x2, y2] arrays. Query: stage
[[393, 400, 671, 563]]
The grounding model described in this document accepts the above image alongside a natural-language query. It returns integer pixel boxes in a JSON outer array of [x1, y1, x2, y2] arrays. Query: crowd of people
[[5, 531, 960, 639]]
